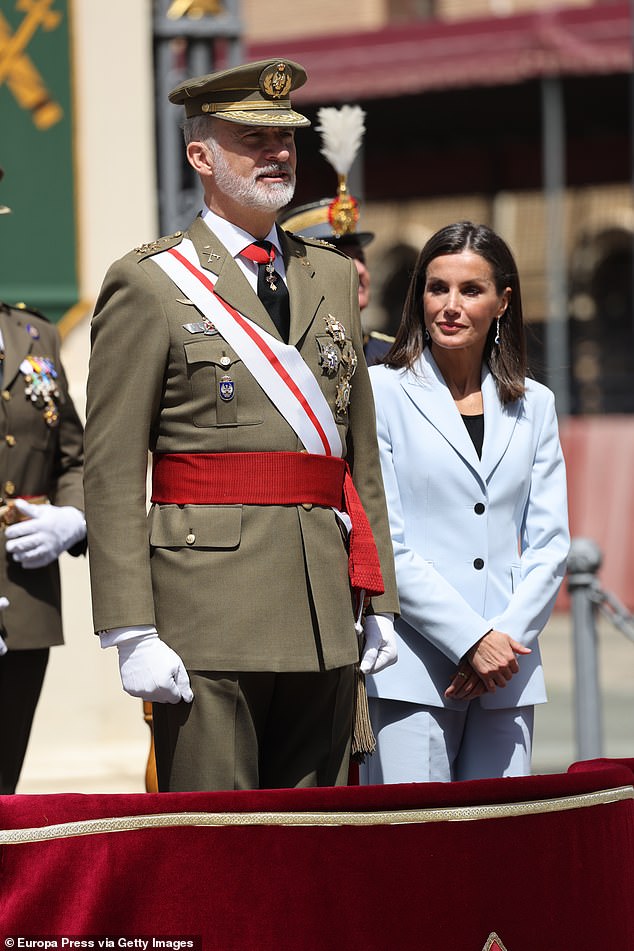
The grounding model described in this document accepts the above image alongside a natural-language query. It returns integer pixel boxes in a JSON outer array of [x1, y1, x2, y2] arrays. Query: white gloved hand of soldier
[[0, 595, 9, 656], [360, 613, 398, 675], [5, 499, 86, 569], [100, 628, 193, 704]]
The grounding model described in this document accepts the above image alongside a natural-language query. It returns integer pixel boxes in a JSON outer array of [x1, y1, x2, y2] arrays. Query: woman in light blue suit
[[361, 222, 570, 783]]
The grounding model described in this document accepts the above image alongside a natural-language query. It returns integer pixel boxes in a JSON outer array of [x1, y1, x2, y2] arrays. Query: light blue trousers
[[360, 697, 534, 784]]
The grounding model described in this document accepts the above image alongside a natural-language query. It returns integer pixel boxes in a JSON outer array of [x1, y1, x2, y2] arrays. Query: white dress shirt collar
[[201, 207, 283, 263]]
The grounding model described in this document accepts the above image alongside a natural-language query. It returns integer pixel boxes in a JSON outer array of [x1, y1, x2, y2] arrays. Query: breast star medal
[[322, 315, 357, 414]]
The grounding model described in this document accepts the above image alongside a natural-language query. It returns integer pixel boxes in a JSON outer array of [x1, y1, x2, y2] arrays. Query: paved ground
[[533, 609, 634, 773]]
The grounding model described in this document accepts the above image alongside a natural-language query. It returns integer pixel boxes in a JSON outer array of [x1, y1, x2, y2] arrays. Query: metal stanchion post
[[567, 537, 603, 761]]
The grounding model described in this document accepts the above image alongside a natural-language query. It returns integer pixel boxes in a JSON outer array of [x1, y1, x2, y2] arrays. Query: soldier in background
[[279, 199, 394, 365], [278, 105, 394, 366], [0, 166, 86, 794]]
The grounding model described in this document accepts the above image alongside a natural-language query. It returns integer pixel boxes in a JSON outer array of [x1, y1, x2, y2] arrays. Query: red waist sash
[[151, 451, 384, 597]]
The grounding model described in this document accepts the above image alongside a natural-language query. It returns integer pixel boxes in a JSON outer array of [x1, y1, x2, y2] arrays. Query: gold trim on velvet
[[482, 934, 509, 951], [1, 785, 632, 845]]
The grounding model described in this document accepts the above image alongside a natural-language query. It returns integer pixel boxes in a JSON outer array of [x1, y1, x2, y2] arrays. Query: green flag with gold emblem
[[0, 0, 77, 324]]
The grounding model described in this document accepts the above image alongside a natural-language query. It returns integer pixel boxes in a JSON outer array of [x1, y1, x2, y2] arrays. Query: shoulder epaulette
[[133, 230, 184, 257], [286, 231, 348, 258], [12, 301, 50, 322]]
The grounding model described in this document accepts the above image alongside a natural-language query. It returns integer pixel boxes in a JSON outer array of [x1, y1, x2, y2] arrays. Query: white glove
[[5, 500, 86, 569], [360, 613, 398, 675], [108, 630, 193, 704], [0, 596, 9, 656]]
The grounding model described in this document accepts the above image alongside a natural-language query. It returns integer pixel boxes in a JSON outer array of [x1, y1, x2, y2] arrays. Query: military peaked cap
[[168, 58, 310, 127]]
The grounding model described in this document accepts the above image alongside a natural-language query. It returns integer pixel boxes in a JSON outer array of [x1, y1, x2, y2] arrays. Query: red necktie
[[240, 240, 290, 342]]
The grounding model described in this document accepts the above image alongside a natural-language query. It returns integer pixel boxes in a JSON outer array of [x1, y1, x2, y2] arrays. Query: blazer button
[[5, 434, 16, 447], [474, 502, 485, 515], [473, 558, 485, 570], [186, 533, 196, 545]]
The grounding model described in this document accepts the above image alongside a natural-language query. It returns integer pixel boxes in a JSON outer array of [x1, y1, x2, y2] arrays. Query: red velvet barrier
[[569, 756, 634, 779], [1, 764, 633, 951]]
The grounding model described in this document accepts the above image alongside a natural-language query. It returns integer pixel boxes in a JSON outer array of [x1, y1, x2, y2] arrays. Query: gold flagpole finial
[[167, 0, 224, 19]]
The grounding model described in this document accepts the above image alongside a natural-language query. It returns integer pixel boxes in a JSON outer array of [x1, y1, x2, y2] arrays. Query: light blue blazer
[[367, 348, 570, 711]]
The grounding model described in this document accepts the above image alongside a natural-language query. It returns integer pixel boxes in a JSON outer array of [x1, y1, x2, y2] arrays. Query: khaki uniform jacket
[[84, 217, 398, 672], [0, 303, 85, 650]]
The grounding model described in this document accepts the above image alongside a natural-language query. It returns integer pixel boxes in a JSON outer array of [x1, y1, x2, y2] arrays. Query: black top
[[461, 413, 484, 458]]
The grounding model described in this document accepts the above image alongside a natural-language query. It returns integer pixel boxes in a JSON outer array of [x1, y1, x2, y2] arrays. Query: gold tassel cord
[[351, 667, 376, 762]]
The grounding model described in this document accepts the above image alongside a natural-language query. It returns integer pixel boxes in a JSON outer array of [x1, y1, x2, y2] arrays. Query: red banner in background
[[557, 415, 634, 611]]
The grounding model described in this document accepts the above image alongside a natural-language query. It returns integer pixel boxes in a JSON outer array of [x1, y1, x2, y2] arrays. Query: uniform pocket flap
[[149, 504, 242, 549], [184, 338, 239, 369]]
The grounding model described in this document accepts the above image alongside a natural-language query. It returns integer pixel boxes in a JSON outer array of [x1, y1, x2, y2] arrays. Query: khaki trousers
[[153, 666, 355, 792]]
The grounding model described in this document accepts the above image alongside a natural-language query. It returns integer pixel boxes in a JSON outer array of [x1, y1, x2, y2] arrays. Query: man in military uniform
[[84, 59, 399, 793], [0, 166, 86, 794]]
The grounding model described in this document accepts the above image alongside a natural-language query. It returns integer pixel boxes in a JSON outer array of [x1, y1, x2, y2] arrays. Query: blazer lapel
[[279, 229, 324, 347], [480, 366, 521, 481], [186, 217, 280, 338], [401, 348, 484, 477], [0, 308, 32, 387]]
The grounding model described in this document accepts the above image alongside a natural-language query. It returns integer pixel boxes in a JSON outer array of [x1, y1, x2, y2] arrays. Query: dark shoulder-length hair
[[384, 220, 527, 404]]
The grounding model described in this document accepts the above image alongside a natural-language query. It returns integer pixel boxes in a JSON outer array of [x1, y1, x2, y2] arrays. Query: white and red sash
[[151, 238, 385, 597], [152, 239, 342, 458]]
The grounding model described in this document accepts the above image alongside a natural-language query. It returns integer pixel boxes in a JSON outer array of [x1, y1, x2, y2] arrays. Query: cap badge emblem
[[260, 62, 292, 100]]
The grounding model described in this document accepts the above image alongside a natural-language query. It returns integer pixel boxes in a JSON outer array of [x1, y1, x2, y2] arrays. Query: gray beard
[[210, 146, 295, 212]]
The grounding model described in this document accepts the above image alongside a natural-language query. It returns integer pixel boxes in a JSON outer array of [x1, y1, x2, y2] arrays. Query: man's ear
[[186, 140, 214, 178]]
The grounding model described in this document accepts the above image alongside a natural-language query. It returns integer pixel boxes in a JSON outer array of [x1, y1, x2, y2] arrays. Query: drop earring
[[424, 328, 431, 342], [494, 315, 501, 346]]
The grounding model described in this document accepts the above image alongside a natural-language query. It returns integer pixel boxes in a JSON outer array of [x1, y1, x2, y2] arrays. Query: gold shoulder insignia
[[134, 231, 183, 255], [299, 235, 343, 253], [13, 301, 50, 322]]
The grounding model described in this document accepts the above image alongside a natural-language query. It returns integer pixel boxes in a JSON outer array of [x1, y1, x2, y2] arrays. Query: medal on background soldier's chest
[[20, 355, 60, 428]]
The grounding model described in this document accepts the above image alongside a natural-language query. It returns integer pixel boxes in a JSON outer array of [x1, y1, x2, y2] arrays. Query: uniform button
[[5, 434, 16, 447], [4, 481, 15, 497], [473, 558, 485, 570], [219, 356, 231, 368], [474, 502, 485, 515], [186, 533, 196, 545], [1, 390, 10, 401], [301, 502, 313, 511]]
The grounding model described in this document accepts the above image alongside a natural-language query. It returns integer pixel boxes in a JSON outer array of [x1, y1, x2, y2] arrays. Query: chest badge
[[183, 319, 218, 336], [219, 374, 235, 402]]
